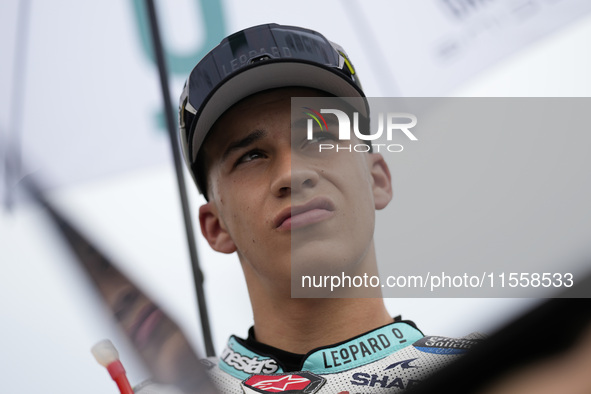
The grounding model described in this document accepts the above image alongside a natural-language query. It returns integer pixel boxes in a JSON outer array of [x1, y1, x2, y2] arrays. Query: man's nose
[[271, 149, 319, 198]]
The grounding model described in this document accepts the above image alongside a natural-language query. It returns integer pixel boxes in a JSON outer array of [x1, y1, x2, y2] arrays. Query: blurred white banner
[[1, 0, 590, 193]]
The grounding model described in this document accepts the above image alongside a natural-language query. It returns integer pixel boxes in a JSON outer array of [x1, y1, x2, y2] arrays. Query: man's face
[[198, 88, 392, 295]]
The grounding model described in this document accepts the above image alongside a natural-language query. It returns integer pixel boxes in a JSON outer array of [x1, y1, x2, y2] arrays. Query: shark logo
[[384, 358, 419, 370], [349, 358, 421, 389]]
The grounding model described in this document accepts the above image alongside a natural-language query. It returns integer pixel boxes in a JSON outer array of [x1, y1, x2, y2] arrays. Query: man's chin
[[291, 251, 364, 281]]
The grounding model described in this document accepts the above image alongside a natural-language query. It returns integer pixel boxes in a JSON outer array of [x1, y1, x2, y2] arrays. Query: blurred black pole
[[3, 0, 31, 210], [144, 0, 215, 357]]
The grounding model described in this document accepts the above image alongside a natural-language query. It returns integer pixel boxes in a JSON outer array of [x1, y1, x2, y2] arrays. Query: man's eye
[[236, 150, 266, 166], [308, 131, 338, 143]]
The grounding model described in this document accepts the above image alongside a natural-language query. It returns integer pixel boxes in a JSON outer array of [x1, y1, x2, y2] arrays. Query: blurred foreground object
[[409, 273, 591, 394], [482, 323, 591, 394], [22, 175, 218, 394], [91, 340, 134, 394]]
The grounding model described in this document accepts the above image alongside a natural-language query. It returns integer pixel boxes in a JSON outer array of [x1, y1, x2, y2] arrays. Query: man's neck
[[250, 297, 393, 354]]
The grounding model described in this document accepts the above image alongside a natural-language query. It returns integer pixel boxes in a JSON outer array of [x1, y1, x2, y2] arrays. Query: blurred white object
[[133, 380, 185, 394]]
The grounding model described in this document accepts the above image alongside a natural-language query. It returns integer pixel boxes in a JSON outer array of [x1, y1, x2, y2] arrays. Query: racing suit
[[201, 319, 484, 393]]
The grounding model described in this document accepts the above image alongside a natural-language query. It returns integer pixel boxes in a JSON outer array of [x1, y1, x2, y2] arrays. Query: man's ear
[[368, 153, 393, 210], [199, 202, 237, 254]]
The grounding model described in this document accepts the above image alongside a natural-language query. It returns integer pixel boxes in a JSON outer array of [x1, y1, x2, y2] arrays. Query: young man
[[179, 24, 480, 393]]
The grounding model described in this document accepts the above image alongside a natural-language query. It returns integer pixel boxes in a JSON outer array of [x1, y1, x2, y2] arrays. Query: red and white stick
[[92, 339, 134, 394]]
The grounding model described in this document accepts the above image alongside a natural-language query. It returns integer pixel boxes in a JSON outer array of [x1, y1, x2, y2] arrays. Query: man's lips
[[129, 304, 164, 349], [274, 197, 335, 230]]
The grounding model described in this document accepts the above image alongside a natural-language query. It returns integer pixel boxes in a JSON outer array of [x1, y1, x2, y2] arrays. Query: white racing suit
[[200, 320, 484, 393]]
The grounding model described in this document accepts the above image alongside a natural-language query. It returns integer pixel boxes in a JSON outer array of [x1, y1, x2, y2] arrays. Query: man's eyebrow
[[221, 129, 267, 161], [291, 118, 309, 129], [292, 115, 339, 130]]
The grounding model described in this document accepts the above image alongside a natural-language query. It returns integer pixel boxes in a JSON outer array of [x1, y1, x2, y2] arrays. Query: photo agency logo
[[302, 107, 418, 153]]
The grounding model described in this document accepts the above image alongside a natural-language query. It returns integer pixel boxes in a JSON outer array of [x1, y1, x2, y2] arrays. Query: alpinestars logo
[[220, 348, 278, 374], [242, 371, 326, 393]]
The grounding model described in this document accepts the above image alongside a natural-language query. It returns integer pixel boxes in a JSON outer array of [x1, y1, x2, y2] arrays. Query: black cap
[[179, 23, 365, 195]]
